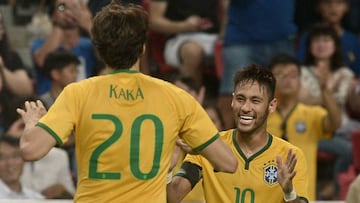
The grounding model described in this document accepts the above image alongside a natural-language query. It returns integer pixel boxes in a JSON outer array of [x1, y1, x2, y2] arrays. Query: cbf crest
[[263, 160, 278, 185]]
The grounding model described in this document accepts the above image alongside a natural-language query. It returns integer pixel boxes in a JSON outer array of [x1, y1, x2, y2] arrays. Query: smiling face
[[231, 81, 277, 136], [310, 35, 336, 61], [0, 142, 23, 186]]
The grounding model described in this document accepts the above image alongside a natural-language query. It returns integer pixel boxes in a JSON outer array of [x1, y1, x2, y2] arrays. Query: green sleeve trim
[[174, 172, 186, 177], [192, 133, 220, 152], [299, 196, 309, 203], [36, 122, 63, 146]]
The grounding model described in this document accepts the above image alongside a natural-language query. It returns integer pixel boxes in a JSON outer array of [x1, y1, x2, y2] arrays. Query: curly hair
[[233, 64, 276, 101], [91, 1, 148, 70]]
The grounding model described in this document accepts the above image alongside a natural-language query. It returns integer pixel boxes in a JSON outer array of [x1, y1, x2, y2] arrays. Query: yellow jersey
[[37, 70, 219, 203], [267, 102, 331, 200], [184, 130, 309, 203]]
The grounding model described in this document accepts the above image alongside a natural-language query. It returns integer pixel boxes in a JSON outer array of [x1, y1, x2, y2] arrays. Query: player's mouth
[[239, 116, 254, 125]]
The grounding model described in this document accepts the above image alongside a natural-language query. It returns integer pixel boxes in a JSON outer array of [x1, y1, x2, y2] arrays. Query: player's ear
[[230, 92, 235, 108], [141, 43, 146, 55], [268, 98, 277, 113]]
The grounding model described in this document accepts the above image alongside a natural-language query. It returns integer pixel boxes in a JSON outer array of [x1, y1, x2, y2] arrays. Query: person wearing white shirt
[[0, 135, 44, 199]]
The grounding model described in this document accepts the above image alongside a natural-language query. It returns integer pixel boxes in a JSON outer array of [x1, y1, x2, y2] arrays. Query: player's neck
[[276, 97, 297, 118], [236, 130, 269, 157], [129, 59, 141, 71]]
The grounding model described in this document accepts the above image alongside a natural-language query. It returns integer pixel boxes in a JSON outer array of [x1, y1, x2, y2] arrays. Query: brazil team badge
[[264, 162, 278, 185]]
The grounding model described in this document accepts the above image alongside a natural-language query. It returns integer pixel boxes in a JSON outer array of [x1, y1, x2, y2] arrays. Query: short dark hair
[[171, 74, 201, 94], [91, 1, 148, 70], [233, 64, 276, 101], [43, 50, 80, 79], [0, 134, 20, 148], [304, 23, 345, 71], [268, 53, 301, 74]]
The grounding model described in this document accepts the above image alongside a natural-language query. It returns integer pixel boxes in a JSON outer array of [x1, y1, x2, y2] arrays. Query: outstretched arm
[[176, 138, 237, 173], [16, 100, 57, 161]]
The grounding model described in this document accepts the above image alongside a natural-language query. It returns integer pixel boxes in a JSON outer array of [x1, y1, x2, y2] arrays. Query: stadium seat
[[337, 130, 360, 200], [317, 150, 337, 161]]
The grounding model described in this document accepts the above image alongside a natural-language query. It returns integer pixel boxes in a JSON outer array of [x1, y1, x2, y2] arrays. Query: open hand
[[16, 100, 47, 129], [276, 149, 297, 194]]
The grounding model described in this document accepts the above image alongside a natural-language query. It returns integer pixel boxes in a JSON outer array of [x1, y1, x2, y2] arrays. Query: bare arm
[[16, 100, 57, 161], [42, 184, 73, 199], [177, 138, 237, 173], [197, 138, 237, 172], [33, 26, 64, 67], [167, 175, 192, 203], [218, 0, 229, 39], [322, 88, 342, 133], [2, 68, 33, 96]]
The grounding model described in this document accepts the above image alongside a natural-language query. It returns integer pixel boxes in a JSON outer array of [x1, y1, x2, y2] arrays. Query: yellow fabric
[[185, 130, 309, 203], [267, 103, 331, 200], [38, 71, 219, 203]]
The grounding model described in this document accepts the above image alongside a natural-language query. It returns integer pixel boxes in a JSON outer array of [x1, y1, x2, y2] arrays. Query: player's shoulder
[[295, 102, 326, 114], [270, 134, 303, 154], [219, 129, 235, 140]]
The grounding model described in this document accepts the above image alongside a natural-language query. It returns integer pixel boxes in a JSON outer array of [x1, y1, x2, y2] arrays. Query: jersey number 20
[[89, 113, 164, 180]]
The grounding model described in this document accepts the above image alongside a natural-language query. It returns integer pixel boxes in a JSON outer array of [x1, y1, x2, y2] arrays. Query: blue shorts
[[219, 38, 294, 94]]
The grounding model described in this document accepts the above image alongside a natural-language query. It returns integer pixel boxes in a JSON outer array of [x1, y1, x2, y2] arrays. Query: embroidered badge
[[263, 161, 278, 185], [295, 121, 306, 134]]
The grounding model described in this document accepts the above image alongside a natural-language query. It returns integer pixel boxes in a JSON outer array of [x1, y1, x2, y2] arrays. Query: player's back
[[68, 70, 218, 202]]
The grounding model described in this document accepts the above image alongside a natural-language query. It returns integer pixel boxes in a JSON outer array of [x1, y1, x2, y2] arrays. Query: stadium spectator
[[218, 0, 297, 130], [31, 0, 97, 95], [0, 134, 44, 199], [299, 23, 354, 199], [267, 53, 341, 201], [39, 50, 79, 109], [346, 174, 360, 203], [0, 11, 33, 97], [5, 96, 76, 199], [296, 0, 360, 77], [148, 0, 220, 86]]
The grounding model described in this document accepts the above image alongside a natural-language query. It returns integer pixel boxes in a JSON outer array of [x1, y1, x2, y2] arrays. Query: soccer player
[[267, 53, 341, 200], [167, 64, 310, 203], [15, 2, 237, 203]]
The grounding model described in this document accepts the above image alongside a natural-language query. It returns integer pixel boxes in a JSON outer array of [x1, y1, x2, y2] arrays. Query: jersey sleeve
[[37, 83, 80, 145], [183, 153, 203, 168], [176, 90, 220, 152]]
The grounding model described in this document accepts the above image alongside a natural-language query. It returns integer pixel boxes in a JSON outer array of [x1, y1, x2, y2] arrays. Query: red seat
[[336, 130, 360, 200], [317, 150, 337, 161], [351, 130, 360, 173]]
